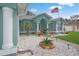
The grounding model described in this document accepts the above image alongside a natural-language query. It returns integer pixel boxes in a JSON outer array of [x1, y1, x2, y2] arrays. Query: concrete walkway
[[17, 35, 79, 56]]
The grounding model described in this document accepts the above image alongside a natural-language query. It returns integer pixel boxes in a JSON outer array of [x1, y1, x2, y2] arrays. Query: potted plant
[[49, 32, 54, 39], [39, 37, 55, 49]]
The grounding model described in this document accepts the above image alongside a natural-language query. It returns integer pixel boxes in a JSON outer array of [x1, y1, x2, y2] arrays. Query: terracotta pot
[[39, 40, 55, 49], [49, 44, 55, 49]]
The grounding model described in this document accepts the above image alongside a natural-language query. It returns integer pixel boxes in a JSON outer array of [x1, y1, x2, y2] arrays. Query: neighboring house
[[64, 15, 79, 32], [64, 20, 79, 32], [19, 11, 65, 34]]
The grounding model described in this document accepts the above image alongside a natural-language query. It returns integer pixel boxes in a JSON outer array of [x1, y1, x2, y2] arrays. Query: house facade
[[19, 11, 65, 34]]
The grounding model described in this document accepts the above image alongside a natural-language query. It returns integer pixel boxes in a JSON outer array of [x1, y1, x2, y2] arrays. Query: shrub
[[65, 32, 69, 34], [37, 32, 44, 36], [49, 32, 54, 35]]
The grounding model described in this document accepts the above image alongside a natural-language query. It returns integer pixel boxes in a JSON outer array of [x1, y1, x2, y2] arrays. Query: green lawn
[[56, 32, 79, 45]]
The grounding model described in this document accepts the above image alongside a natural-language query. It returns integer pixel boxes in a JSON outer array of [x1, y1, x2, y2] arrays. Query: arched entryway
[[39, 18, 47, 34]]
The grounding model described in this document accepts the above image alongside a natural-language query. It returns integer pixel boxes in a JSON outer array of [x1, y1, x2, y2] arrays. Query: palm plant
[[43, 38, 51, 46], [39, 37, 54, 49]]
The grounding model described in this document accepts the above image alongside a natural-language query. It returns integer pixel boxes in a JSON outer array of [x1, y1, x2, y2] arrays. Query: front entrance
[[39, 19, 47, 34]]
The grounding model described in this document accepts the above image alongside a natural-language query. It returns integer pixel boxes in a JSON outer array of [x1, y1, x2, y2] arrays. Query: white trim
[[56, 22, 58, 32], [20, 31, 64, 33], [36, 23, 40, 32], [62, 23, 64, 31], [47, 23, 48, 32], [55, 30, 64, 32]]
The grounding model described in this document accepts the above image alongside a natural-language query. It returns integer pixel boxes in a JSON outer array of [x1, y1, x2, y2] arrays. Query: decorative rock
[[18, 35, 79, 56]]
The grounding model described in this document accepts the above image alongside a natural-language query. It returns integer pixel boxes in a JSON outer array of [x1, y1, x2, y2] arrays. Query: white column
[[62, 23, 64, 32], [56, 22, 58, 32], [47, 23, 48, 32], [2, 7, 13, 49], [36, 23, 40, 33]]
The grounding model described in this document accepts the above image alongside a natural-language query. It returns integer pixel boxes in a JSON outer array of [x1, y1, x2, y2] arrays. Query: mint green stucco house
[[19, 11, 65, 34], [0, 3, 18, 56]]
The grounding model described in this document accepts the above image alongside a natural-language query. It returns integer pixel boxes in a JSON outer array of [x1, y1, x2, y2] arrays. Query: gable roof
[[20, 11, 53, 21], [32, 13, 52, 20]]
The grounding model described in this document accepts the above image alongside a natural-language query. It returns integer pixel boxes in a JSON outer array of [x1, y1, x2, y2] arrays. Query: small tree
[[23, 22, 31, 35]]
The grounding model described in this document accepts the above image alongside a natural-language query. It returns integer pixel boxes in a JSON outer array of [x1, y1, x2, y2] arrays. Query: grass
[[56, 32, 79, 45]]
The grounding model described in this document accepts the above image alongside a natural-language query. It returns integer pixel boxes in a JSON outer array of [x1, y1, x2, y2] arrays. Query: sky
[[28, 3, 79, 19]]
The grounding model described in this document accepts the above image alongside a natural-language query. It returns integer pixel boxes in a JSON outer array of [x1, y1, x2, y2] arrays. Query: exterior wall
[[19, 20, 24, 33], [56, 19, 64, 32], [77, 25, 79, 31], [13, 9, 18, 46], [0, 7, 3, 49], [48, 22, 56, 32], [65, 25, 79, 32], [30, 22, 37, 32], [65, 25, 73, 31], [75, 25, 79, 31]]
